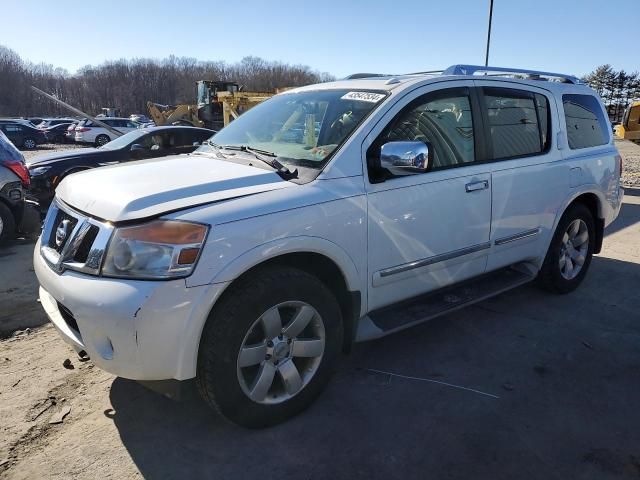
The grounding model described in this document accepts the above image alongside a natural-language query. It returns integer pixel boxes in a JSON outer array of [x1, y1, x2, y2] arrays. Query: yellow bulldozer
[[614, 101, 640, 144], [147, 80, 274, 131]]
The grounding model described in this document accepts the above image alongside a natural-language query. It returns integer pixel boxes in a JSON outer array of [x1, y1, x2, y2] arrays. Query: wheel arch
[[555, 189, 605, 254], [194, 238, 364, 357]]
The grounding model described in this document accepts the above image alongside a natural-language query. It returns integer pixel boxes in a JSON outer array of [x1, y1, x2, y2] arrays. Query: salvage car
[[74, 117, 141, 146], [28, 126, 213, 208], [34, 65, 623, 427], [0, 120, 47, 150], [0, 130, 28, 243], [43, 123, 75, 144]]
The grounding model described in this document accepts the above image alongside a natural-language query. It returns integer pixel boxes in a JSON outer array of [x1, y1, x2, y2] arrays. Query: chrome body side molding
[[379, 242, 492, 278], [494, 228, 541, 246]]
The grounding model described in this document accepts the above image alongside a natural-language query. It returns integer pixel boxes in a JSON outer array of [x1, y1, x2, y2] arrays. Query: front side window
[[373, 88, 475, 172], [562, 94, 609, 149], [201, 89, 387, 169], [484, 88, 549, 159]]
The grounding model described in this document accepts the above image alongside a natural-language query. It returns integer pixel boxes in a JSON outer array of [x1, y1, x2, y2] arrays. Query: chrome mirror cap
[[380, 141, 432, 176]]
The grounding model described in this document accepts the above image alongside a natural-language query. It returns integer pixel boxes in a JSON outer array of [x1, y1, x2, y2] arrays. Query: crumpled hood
[[56, 154, 294, 222], [26, 148, 103, 167]]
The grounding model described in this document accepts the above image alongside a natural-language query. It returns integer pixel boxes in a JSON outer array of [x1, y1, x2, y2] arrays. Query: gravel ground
[[615, 139, 640, 187]]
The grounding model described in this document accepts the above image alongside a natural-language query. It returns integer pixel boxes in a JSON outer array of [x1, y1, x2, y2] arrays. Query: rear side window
[[562, 94, 609, 149], [483, 88, 550, 160]]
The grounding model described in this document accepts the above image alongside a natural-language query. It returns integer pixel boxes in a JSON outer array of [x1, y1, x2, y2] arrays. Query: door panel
[[472, 81, 568, 271], [367, 169, 491, 310], [363, 82, 491, 311]]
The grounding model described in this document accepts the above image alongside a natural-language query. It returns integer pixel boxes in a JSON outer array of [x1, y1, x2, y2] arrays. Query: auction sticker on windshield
[[341, 92, 386, 103]]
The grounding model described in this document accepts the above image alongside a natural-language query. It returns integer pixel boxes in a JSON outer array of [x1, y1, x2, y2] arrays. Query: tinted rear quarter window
[[562, 94, 609, 149]]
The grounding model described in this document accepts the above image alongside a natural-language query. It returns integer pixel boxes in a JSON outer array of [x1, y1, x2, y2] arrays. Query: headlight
[[30, 166, 51, 177], [102, 220, 208, 279]]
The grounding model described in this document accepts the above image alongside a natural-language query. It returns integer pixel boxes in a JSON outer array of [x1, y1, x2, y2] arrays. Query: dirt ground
[[1, 143, 639, 479]]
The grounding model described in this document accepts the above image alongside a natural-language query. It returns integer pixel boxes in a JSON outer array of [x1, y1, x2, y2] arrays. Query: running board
[[356, 265, 536, 341]]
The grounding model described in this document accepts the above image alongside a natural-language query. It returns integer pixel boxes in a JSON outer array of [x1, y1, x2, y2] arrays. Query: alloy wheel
[[237, 301, 326, 405], [559, 218, 589, 280], [23, 139, 36, 149]]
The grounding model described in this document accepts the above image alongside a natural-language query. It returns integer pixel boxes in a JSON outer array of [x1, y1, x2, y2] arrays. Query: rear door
[[472, 81, 566, 271], [364, 82, 493, 311]]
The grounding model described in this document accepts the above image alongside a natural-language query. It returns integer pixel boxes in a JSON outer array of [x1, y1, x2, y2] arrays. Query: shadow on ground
[[109, 254, 640, 480]]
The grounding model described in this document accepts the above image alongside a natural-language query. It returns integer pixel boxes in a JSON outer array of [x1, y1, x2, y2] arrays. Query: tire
[[537, 203, 595, 294], [196, 265, 343, 428], [22, 138, 37, 150], [95, 134, 110, 147], [0, 202, 16, 245]]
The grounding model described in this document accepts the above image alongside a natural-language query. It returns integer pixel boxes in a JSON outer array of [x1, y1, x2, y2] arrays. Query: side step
[[356, 265, 536, 341]]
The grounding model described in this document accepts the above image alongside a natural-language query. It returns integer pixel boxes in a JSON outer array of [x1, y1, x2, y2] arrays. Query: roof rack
[[343, 73, 387, 80], [443, 64, 581, 84]]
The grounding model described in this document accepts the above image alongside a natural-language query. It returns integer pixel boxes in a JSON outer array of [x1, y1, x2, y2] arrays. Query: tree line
[[582, 65, 640, 123], [0, 45, 334, 117]]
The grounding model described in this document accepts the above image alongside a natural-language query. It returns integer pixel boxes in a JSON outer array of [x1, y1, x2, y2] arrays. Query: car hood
[[55, 154, 295, 222], [26, 148, 104, 167]]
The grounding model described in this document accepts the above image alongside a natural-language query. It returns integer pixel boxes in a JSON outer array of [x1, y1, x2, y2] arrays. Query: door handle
[[465, 180, 489, 192]]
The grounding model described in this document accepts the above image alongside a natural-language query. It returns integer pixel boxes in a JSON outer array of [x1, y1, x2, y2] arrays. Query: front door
[[364, 84, 492, 311]]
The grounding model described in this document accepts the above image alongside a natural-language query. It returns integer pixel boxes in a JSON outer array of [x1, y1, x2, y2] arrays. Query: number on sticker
[[341, 92, 386, 103]]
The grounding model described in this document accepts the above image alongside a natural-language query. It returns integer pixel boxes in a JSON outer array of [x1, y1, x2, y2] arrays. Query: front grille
[[73, 225, 99, 262], [57, 302, 80, 334], [40, 199, 113, 276]]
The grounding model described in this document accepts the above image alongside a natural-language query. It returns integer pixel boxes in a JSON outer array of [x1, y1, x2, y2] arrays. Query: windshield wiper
[[219, 145, 298, 180], [198, 140, 228, 158]]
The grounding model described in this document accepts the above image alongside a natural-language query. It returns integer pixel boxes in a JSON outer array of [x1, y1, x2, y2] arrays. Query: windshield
[[99, 129, 147, 150], [197, 89, 387, 168]]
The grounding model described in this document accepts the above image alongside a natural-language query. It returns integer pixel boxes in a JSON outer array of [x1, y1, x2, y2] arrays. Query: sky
[[1, 0, 636, 79]]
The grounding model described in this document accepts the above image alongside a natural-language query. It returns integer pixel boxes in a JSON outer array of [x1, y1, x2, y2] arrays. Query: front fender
[[204, 235, 363, 296]]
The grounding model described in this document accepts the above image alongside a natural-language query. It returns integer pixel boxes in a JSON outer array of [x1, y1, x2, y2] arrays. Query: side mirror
[[379, 141, 432, 176], [130, 143, 146, 158]]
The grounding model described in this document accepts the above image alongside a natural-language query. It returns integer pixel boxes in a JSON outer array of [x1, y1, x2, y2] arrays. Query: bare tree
[[0, 45, 334, 117]]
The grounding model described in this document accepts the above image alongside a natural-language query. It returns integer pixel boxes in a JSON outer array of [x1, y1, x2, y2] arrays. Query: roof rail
[[443, 64, 581, 84], [344, 73, 387, 80]]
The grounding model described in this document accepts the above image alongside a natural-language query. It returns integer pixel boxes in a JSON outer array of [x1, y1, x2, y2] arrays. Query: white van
[[35, 65, 623, 427]]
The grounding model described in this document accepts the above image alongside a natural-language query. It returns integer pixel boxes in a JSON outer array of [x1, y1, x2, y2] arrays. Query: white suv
[[74, 117, 140, 146], [34, 65, 623, 427]]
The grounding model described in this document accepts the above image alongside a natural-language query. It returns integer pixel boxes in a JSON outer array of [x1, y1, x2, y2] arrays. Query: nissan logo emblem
[[55, 219, 71, 247]]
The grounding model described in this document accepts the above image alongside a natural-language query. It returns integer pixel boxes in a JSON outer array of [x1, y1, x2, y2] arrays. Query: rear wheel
[[537, 203, 595, 294], [197, 265, 343, 428], [22, 138, 36, 150], [0, 202, 16, 245], [95, 134, 110, 147]]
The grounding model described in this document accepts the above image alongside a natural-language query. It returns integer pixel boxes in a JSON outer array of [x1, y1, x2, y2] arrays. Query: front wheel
[[537, 203, 595, 294], [196, 265, 343, 428]]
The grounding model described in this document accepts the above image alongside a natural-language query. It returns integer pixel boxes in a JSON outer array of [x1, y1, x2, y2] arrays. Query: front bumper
[[34, 239, 228, 380], [27, 176, 54, 207]]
